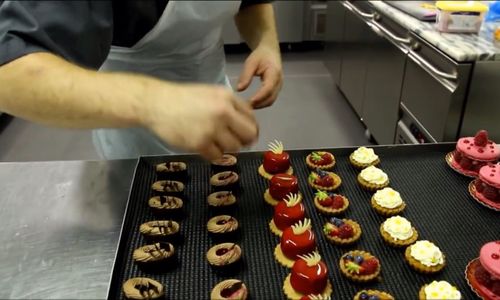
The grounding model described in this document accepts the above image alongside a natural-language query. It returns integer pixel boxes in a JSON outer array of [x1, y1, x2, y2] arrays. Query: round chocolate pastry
[[210, 279, 248, 300], [148, 196, 183, 216], [151, 180, 184, 195], [140, 220, 180, 242], [207, 191, 237, 208], [133, 242, 176, 271], [211, 154, 238, 172], [210, 171, 239, 191], [155, 161, 187, 180], [207, 243, 242, 272], [122, 277, 164, 300]]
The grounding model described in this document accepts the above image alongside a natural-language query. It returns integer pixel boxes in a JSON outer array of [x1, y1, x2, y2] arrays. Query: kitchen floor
[[0, 51, 371, 162]]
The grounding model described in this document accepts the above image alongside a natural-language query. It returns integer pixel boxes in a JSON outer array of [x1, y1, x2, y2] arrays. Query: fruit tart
[[354, 290, 394, 300], [264, 173, 301, 206], [313, 190, 349, 215], [380, 216, 418, 247], [465, 240, 500, 300], [259, 140, 293, 180], [308, 169, 342, 192], [470, 164, 500, 210], [339, 250, 381, 282], [448, 130, 500, 177], [283, 252, 333, 300], [275, 218, 316, 268], [323, 217, 361, 246], [306, 151, 336, 170], [269, 193, 305, 237], [405, 240, 446, 274], [419, 281, 461, 300]]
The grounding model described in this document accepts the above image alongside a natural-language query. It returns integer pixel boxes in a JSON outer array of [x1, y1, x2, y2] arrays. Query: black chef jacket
[[0, 0, 270, 69]]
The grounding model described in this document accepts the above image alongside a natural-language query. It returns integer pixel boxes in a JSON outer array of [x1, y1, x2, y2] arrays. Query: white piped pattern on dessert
[[424, 281, 461, 300], [284, 193, 301, 207], [268, 140, 284, 154], [360, 166, 388, 185], [352, 147, 379, 164], [298, 251, 322, 267], [410, 241, 444, 267], [383, 216, 413, 240], [374, 188, 403, 209], [292, 218, 311, 235]]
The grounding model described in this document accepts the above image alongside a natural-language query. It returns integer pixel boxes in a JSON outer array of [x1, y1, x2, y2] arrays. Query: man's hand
[[143, 83, 259, 160], [237, 46, 283, 109]]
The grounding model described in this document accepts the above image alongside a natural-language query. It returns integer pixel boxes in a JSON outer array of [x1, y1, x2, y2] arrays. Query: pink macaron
[[479, 241, 500, 280]]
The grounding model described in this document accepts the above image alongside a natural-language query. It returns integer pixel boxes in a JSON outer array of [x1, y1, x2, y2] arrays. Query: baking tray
[[107, 143, 500, 299]]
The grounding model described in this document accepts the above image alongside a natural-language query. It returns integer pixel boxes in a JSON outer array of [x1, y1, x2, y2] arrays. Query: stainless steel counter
[[0, 160, 137, 299]]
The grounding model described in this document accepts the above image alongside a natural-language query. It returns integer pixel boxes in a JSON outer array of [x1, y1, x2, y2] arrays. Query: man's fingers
[[199, 143, 224, 161], [215, 127, 242, 153], [237, 59, 258, 92], [232, 98, 256, 122], [250, 68, 279, 103], [226, 107, 258, 146], [252, 90, 278, 109]]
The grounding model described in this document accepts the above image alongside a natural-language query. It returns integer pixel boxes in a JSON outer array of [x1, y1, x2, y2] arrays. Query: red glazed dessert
[[308, 169, 342, 192], [470, 164, 500, 210], [264, 174, 301, 206], [450, 130, 500, 177], [259, 140, 293, 180], [306, 151, 336, 170], [269, 193, 305, 237], [275, 218, 316, 268], [283, 252, 332, 300], [466, 241, 500, 300]]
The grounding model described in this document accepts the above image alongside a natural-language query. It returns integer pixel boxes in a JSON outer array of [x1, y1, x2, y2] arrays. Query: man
[[0, 1, 283, 160]]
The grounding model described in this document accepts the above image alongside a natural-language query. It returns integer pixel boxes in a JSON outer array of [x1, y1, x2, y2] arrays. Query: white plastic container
[[436, 1, 489, 33]]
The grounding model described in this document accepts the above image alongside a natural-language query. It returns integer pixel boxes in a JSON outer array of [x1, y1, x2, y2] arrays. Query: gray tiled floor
[[0, 52, 370, 162]]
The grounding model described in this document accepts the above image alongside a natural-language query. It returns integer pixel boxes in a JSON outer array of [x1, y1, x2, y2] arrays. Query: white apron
[[93, 1, 241, 159]]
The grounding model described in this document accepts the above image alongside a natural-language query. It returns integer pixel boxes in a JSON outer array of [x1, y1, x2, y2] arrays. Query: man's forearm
[[0, 52, 165, 129], [235, 3, 279, 52]]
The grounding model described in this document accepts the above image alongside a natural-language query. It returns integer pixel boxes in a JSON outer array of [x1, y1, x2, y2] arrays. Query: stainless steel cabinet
[[362, 15, 409, 144], [324, 1, 346, 85], [337, 1, 373, 116], [400, 33, 471, 142]]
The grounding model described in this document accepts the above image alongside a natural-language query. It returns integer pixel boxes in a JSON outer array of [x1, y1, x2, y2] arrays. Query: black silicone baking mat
[[108, 143, 500, 300]]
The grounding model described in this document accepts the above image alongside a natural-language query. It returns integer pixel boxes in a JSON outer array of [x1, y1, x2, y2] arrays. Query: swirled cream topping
[[374, 188, 403, 209], [207, 215, 239, 234], [424, 281, 461, 300], [360, 166, 388, 185], [382, 216, 413, 240], [352, 147, 379, 164], [410, 241, 444, 267]]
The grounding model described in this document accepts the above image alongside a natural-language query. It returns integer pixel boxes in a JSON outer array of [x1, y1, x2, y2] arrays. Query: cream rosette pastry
[[350, 147, 380, 169], [357, 166, 389, 191], [419, 281, 461, 300], [380, 216, 418, 247], [405, 240, 446, 274], [371, 187, 406, 216]]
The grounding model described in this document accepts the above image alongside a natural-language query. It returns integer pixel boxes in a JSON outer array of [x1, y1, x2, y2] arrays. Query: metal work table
[[0, 159, 137, 299]]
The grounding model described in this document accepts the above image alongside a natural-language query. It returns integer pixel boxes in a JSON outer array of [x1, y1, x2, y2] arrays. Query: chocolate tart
[[210, 171, 239, 192], [210, 279, 248, 300], [207, 215, 239, 242], [148, 196, 183, 218], [206, 243, 242, 275], [211, 154, 238, 172], [132, 242, 176, 272], [151, 180, 184, 196], [155, 161, 187, 180], [139, 220, 180, 243]]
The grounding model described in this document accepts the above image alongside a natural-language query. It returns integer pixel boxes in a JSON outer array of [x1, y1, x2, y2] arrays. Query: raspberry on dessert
[[331, 195, 345, 209], [475, 130, 489, 147], [338, 224, 354, 239], [360, 258, 379, 275]]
